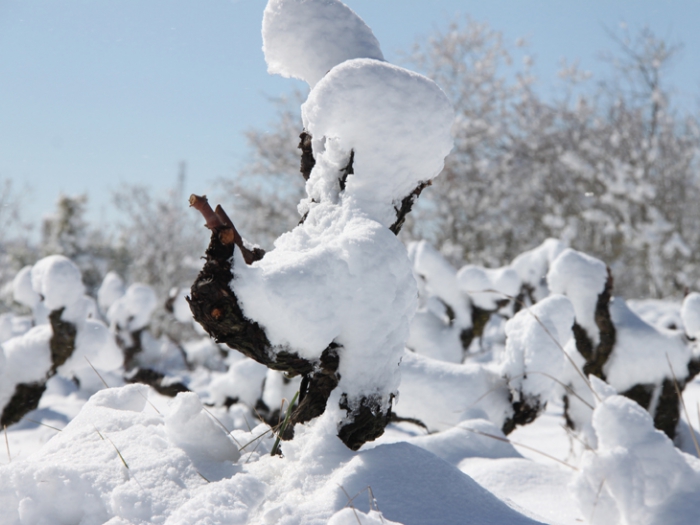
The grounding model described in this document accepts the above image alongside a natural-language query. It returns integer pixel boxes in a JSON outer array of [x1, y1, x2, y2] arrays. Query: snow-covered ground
[[3, 1, 700, 524]]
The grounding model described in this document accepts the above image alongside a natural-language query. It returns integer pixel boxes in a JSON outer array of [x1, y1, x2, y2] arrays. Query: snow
[[547, 248, 608, 344], [300, 58, 454, 227], [0, 325, 52, 409], [681, 291, 700, 338], [407, 240, 471, 362], [572, 390, 700, 525], [30, 254, 84, 311], [511, 238, 567, 302], [457, 264, 521, 311], [501, 294, 575, 400], [236, 19, 454, 428], [604, 297, 690, 393], [235, 209, 415, 416], [98, 271, 126, 314], [164, 392, 241, 473], [107, 283, 158, 332], [12, 265, 40, 309], [395, 350, 511, 431], [2, 1, 700, 524], [262, 0, 384, 88]]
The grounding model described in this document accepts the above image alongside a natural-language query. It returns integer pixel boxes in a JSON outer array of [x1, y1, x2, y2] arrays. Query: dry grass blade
[[84, 356, 109, 389], [560, 423, 594, 451], [666, 353, 700, 458], [589, 477, 607, 524], [271, 391, 299, 456], [338, 484, 363, 525], [459, 426, 579, 471], [197, 471, 211, 483], [23, 418, 63, 432], [93, 424, 129, 470], [238, 427, 273, 452], [464, 287, 600, 402], [461, 370, 593, 419], [202, 406, 242, 448], [105, 434, 130, 470], [4, 425, 10, 463], [139, 390, 162, 415]]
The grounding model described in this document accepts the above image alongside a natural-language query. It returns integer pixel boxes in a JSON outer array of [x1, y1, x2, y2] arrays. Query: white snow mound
[[301, 58, 454, 227], [262, 0, 384, 87]]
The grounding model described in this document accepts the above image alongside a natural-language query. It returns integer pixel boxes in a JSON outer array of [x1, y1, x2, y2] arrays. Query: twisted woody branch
[[187, 133, 429, 450]]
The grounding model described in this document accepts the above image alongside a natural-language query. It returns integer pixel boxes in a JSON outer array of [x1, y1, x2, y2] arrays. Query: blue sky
[[1, 0, 699, 230]]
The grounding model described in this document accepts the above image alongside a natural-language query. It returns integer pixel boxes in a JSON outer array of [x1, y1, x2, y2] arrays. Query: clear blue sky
[[1, 0, 699, 230]]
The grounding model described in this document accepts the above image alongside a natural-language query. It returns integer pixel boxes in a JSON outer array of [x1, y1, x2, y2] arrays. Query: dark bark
[[621, 383, 654, 411], [462, 302, 508, 354], [125, 368, 190, 397], [388, 411, 429, 432], [1, 307, 78, 427], [1, 382, 47, 427], [389, 181, 431, 235], [338, 394, 392, 451], [562, 394, 576, 430], [652, 379, 681, 439], [338, 150, 354, 192], [582, 269, 616, 379], [49, 308, 77, 372], [502, 393, 542, 435], [299, 131, 315, 181], [188, 225, 383, 449]]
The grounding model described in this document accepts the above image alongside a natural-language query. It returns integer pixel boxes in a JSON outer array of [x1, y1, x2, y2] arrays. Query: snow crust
[[262, 0, 384, 88], [547, 248, 608, 343]]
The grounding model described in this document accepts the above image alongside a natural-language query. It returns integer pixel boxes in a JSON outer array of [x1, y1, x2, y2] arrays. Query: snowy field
[[3, 1, 700, 524]]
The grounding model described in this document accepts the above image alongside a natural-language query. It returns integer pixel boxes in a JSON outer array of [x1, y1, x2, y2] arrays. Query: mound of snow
[[457, 264, 520, 311], [301, 58, 454, 227], [573, 386, 700, 525], [0, 325, 53, 410], [501, 294, 575, 400], [511, 238, 566, 302], [262, 0, 384, 88], [30, 255, 84, 312], [604, 298, 689, 393], [97, 272, 126, 314], [681, 292, 700, 338], [12, 266, 40, 310], [107, 283, 158, 332], [395, 350, 511, 431], [547, 249, 608, 343]]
